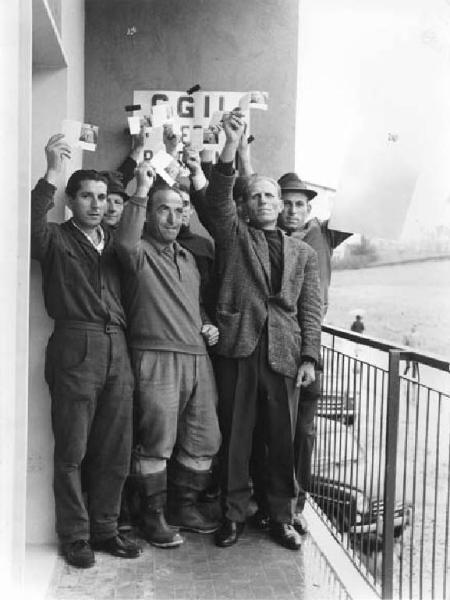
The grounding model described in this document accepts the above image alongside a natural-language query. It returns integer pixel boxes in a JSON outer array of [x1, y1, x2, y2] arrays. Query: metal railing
[[310, 325, 450, 599]]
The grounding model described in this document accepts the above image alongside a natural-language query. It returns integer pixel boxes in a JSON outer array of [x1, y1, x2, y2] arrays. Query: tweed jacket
[[202, 167, 322, 379]]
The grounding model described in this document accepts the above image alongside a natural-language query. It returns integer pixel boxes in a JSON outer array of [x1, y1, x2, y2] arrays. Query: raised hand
[[222, 109, 246, 146], [182, 144, 202, 176], [135, 161, 155, 197], [44, 134, 71, 185], [130, 127, 146, 162], [163, 124, 180, 158]]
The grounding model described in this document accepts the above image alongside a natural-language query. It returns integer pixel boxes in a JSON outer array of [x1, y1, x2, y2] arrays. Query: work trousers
[[216, 329, 300, 524], [45, 323, 134, 543], [251, 369, 321, 513], [132, 350, 221, 478]]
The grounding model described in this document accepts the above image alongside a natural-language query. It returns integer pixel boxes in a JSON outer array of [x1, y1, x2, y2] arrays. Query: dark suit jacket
[[202, 168, 322, 379]]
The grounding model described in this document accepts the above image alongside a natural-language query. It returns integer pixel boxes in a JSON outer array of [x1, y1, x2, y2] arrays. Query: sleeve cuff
[[129, 195, 148, 208], [191, 171, 208, 191], [217, 160, 235, 177]]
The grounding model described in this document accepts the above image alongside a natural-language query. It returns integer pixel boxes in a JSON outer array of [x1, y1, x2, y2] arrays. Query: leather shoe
[[62, 539, 95, 568], [215, 518, 245, 547], [91, 534, 141, 558], [293, 512, 309, 535], [269, 523, 302, 550]]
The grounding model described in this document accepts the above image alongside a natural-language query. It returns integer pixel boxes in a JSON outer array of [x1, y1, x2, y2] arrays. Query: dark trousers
[[216, 331, 299, 524], [45, 325, 134, 543], [251, 370, 320, 513]]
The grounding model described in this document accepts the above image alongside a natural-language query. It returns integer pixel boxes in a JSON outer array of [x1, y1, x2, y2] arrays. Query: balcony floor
[[45, 526, 350, 600]]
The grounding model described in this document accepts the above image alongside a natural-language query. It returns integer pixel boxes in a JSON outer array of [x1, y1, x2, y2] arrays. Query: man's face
[[180, 191, 193, 227], [279, 191, 311, 231], [246, 179, 283, 229], [67, 180, 107, 230], [102, 193, 125, 227], [146, 189, 183, 244]]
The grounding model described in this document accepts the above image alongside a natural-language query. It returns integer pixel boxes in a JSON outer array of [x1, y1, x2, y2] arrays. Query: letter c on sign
[[178, 96, 194, 118]]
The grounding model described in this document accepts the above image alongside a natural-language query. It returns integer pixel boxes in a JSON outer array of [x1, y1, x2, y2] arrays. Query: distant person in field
[[350, 315, 365, 334], [403, 325, 420, 378]]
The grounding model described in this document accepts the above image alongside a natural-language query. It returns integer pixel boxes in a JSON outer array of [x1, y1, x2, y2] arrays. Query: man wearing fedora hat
[[279, 173, 351, 532], [277, 172, 352, 318]]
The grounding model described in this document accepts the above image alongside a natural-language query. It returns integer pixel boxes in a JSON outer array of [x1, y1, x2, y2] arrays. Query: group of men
[[31, 109, 351, 569]]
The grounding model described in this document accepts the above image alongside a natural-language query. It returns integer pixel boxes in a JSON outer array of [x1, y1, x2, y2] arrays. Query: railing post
[[382, 349, 401, 599]]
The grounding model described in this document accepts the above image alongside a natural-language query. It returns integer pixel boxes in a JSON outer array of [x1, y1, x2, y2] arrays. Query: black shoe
[[293, 512, 309, 535], [215, 519, 245, 547], [91, 534, 141, 558], [62, 540, 95, 568], [248, 509, 270, 530], [269, 523, 302, 550]]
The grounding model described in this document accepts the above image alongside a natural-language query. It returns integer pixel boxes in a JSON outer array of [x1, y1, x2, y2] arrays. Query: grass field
[[326, 258, 450, 359]]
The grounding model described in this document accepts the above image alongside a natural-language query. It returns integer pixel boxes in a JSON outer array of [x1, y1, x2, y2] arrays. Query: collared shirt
[[72, 220, 105, 254]]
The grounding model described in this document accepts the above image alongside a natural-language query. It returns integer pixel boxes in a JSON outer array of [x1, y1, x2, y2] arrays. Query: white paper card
[[152, 103, 173, 127], [239, 91, 268, 111], [62, 120, 98, 151], [190, 127, 204, 151], [144, 126, 164, 153], [150, 150, 177, 186], [128, 116, 141, 135]]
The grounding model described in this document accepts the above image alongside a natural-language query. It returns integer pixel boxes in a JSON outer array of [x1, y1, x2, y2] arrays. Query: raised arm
[[117, 128, 146, 187], [114, 162, 154, 270], [203, 110, 246, 246], [295, 248, 322, 387], [31, 134, 71, 261], [236, 125, 254, 177]]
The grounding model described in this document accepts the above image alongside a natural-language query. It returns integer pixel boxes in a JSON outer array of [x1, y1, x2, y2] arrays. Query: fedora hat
[[277, 172, 317, 200]]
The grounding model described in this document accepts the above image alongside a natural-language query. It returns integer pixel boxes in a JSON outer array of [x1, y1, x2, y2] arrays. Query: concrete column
[[0, 0, 32, 593]]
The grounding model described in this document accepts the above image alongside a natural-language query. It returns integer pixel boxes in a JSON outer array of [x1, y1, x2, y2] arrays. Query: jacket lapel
[[280, 232, 295, 294], [249, 227, 271, 288]]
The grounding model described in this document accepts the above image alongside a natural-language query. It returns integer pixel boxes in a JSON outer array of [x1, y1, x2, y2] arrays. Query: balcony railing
[[310, 325, 450, 599]]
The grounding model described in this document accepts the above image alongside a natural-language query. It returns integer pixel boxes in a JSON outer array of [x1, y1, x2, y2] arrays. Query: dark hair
[[65, 170, 108, 199], [147, 179, 184, 206]]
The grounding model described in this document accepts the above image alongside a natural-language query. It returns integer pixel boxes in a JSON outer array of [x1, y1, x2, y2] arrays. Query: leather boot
[[140, 471, 183, 548], [167, 462, 219, 534]]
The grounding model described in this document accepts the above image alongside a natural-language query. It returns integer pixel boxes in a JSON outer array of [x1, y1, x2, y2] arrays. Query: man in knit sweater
[[114, 165, 221, 549]]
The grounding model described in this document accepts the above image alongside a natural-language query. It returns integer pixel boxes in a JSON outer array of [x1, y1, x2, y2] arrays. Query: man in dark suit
[[201, 111, 322, 550]]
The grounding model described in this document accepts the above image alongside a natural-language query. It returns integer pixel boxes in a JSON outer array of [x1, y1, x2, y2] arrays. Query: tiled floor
[[47, 527, 350, 600]]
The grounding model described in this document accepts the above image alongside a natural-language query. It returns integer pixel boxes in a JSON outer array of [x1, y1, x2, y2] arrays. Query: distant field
[[326, 258, 450, 359]]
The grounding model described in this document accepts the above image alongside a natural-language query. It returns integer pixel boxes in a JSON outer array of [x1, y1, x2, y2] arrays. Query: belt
[[54, 320, 123, 334]]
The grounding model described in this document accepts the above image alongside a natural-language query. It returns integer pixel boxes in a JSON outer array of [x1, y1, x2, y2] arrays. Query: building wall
[[84, 0, 299, 179], [27, 0, 85, 545], [0, 0, 32, 587], [25, 0, 300, 545]]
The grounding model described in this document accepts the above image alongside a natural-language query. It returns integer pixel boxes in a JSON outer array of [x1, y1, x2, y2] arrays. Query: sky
[[296, 0, 450, 239]]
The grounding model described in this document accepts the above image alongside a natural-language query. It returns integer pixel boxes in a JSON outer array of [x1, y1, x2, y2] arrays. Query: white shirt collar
[[72, 220, 105, 254]]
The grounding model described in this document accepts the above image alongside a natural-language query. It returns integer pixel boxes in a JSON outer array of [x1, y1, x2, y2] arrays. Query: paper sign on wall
[[133, 90, 248, 152]]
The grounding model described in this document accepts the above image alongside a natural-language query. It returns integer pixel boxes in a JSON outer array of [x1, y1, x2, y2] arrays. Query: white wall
[[0, 0, 32, 592], [27, 0, 85, 545]]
